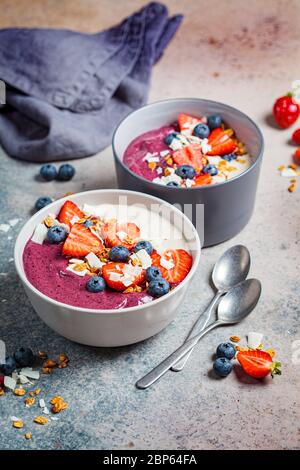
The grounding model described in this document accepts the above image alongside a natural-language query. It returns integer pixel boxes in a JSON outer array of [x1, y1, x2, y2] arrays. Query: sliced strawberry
[[62, 223, 103, 257], [173, 144, 203, 169], [102, 221, 140, 249], [237, 350, 281, 379], [193, 174, 213, 186], [151, 249, 192, 284], [102, 262, 145, 291], [57, 200, 84, 228], [207, 128, 237, 156], [178, 113, 203, 132]]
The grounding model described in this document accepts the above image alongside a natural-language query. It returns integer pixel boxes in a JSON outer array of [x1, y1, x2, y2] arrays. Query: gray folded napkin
[[0, 2, 183, 162]]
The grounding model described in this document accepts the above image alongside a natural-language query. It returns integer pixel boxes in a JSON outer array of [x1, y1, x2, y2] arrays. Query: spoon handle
[[171, 291, 223, 372], [136, 320, 222, 390]]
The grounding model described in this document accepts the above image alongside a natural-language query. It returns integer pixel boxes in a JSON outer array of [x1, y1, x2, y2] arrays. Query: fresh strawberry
[[293, 148, 300, 165], [193, 173, 213, 186], [178, 113, 203, 132], [273, 94, 300, 129], [102, 262, 145, 291], [102, 221, 140, 249], [292, 128, 300, 145], [62, 223, 103, 257], [57, 200, 84, 228], [173, 144, 203, 169], [236, 350, 281, 379], [207, 128, 237, 156], [151, 249, 192, 284]]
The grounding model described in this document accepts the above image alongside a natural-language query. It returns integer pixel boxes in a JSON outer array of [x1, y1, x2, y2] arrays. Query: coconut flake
[[169, 139, 183, 151], [201, 138, 212, 154], [66, 264, 88, 277], [156, 167, 163, 175], [31, 223, 48, 245], [207, 156, 221, 165], [160, 257, 175, 270], [247, 332, 264, 350], [109, 272, 123, 281], [70, 215, 80, 225], [39, 398, 46, 408], [185, 179, 195, 188], [19, 374, 30, 384], [4, 376, 17, 390], [20, 368, 40, 380], [85, 252, 104, 269], [280, 168, 297, 178], [135, 249, 152, 269], [160, 150, 170, 157], [0, 224, 10, 233], [11, 416, 22, 422], [9, 218, 20, 227], [43, 407, 50, 415], [69, 258, 84, 264]]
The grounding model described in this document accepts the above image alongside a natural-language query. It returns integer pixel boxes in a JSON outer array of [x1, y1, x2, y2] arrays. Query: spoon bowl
[[218, 278, 262, 324], [212, 245, 251, 292]]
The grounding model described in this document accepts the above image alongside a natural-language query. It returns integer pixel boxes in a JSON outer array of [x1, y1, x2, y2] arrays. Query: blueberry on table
[[145, 266, 163, 282], [35, 196, 53, 211], [14, 347, 35, 367], [216, 342, 236, 360], [86, 276, 106, 293], [213, 357, 233, 377], [164, 132, 179, 146], [57, 164, 75, 181], [223, 153, 237, 162], [47, 225, 68, 244], [0, 356, 17, 375], [109, 245, 130, 262], [166, 181, 180, 187], [175, 165, 196, 180], [40, 164, 57, 181], [133, 240, 153, 255], [193, 123, 210, 139], [148, 278, 170, 297], [207, 115, 222, 130], [202, 164, 218, 176]]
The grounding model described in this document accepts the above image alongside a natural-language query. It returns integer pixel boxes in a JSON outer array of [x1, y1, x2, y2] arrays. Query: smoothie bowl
[[14, 190, 200, 346], [113, 99, 264, 247]]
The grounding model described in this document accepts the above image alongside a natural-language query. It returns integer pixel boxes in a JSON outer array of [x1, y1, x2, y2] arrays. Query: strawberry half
[[194, 173, 213, 186], [57, 200, 84, 228], [207, 128, 237, 156], [62, 223, 103, 257], [237, 350, 281, 379], [102, 262, 145, 291], [178, 113, 203, 132], [151, 249, 193, 284], [102, 221, 140, 249], [173, 144, 203, 169]]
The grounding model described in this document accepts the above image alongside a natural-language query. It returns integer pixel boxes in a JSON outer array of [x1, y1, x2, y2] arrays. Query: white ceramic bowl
[[14, 190, 201, 347]]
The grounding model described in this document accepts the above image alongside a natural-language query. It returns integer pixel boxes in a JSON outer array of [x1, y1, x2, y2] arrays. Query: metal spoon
[[172, 245, 251, 371], [136, 279, 261, 390]]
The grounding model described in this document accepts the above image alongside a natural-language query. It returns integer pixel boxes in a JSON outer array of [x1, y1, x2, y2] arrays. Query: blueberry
[[0, 356, 17, 375], [14, 347, 35, 367], [216, 342, 236, 360], [40, 164, 57, 181], [35, 196, 53, 211], [202, 164, 218, 176], [222, 153, 237, 162], [83, 220, 94, 228], [145, 266, 163, 282], [133, 240, 153, 255], [47, 225, 68, 244], [207, 115, 222, 130], [57, 164, 75, 181], [213, 357, 233, 377], [166, 181, 180, 187], [86, 276, 106, 293], [148, 278, 170, 297], [109, 245, 130, 262], [164, 132, 179, 146], [193, 123, 210, 139], [175, 165, 196, 180]]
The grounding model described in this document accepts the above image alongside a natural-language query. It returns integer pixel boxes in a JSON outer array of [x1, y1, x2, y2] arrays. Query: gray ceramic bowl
[[112, 98, 264, 247]]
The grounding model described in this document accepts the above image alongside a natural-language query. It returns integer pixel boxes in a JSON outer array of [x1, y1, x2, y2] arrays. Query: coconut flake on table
[[31, 223, 48, 245], [0, 224, 10, 233], [247, 332, 263, 349], [20, 368, 40, 380], [39, 398, 46, 408], [4, 376, 17, 390], [85, 252, 104, 269], [9, 218, 20, 227], [280, 168, 298, 178]]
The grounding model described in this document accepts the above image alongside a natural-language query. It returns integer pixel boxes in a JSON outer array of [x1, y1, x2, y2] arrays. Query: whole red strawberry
[[292, 128, 300, 145], [273, 94, 300, 129]]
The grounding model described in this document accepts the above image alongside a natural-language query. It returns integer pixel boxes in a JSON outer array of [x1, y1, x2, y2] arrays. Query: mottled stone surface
[[0, 0, 300, 450]]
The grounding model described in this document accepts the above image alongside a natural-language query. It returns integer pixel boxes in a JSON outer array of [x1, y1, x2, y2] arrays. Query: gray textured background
[[0, 0, 299, 450]]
